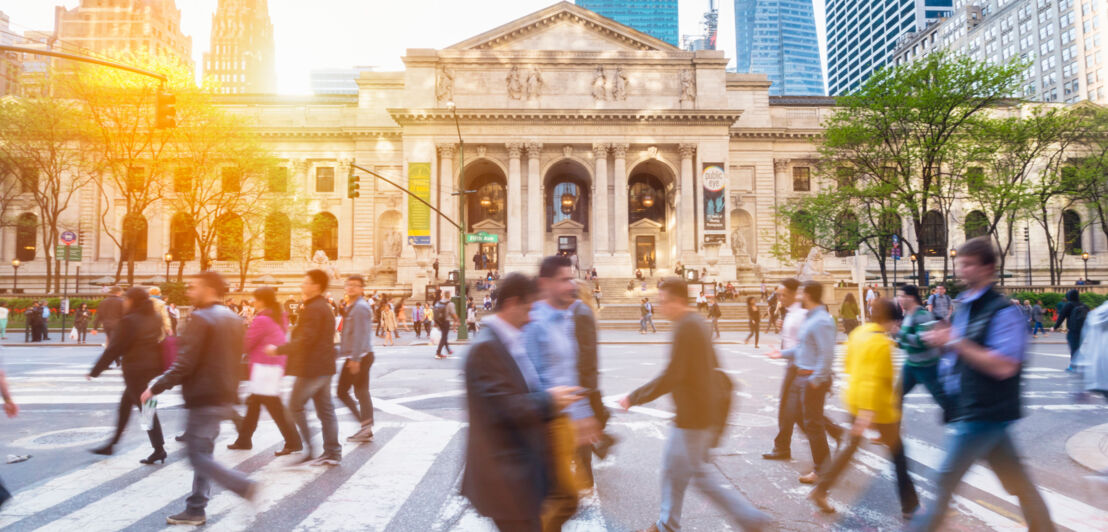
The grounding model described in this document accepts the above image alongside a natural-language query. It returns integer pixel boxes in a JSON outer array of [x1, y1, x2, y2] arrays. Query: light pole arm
[[350, 164, 462, 231], [0, 45, 168, 83]]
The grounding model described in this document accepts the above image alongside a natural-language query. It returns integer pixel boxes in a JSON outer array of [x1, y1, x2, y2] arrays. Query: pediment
[[552, 218, 585, 231], [472, 219, 506, 231], [447, 1, 678, 52], [629, 218, 663, 230]]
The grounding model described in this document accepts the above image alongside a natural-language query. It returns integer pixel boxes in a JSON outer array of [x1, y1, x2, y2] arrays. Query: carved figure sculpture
[[591, 66, 607, 101], [679, 69, 696, 102], [526, 67, 543, 100], [731, 226, 748, 257], [506, 66, 523, 100], [612, 66, 628, 100], [436, 66, 454, 104], [797, 246, 828, 280]]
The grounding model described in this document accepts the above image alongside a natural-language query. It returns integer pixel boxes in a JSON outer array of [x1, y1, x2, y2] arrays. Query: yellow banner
[[407, 162, 432, 246]]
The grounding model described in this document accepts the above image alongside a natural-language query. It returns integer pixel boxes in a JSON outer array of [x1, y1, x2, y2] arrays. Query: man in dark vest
[[909, 237, 1053, 531]]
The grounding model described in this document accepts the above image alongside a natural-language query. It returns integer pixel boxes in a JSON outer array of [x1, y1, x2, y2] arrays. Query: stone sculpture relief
[[679, 69, 696, 102], [436, 66, 454, 104], [612, 67, 628, 100], [731, 225, 748, 257], [591, 66, 607, 101], [506, 66, 523, 100], [384, 230, 403, 258], [526, 67, 543, 100], [797, 246, 829, 281], [311, 249, 339, 280]]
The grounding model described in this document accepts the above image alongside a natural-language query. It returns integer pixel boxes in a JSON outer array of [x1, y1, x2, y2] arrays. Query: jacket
[[339, 297, 373, 361], [897, 307, 939, 366], [89, 311, 164, 380], [244, 311, 288, 368], [627, 311, 720, 429], [1077, 301, 1108, 393], [93, 296, 123, 331], [151, 303, 243, 408], [572, 300, 608, 426], [462, 325, 554, 521], [843, 323, 899, 424], [277, 295, 337, 378], [1054, 289, 1088, 341]]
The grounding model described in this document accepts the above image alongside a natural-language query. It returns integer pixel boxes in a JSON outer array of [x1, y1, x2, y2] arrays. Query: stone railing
[[995, 284, 1107, 295]]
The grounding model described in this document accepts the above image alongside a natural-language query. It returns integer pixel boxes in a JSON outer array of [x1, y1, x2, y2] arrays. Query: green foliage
[[158, 281, 188, 306]]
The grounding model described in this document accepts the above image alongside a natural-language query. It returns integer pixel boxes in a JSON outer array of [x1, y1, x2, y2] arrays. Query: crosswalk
[[4, 358, 1108, 531]]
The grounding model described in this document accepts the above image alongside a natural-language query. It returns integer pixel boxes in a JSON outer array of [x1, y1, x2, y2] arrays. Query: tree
[[818, 52, 1024, 285], [0, 94, 99, 292], [1068, 105, 1108, 256]]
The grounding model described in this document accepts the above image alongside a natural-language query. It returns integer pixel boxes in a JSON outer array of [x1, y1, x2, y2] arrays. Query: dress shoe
[[140, 449, 168, 465], [808, 490, 835, 513], [166, 510, 205, 526], [902, 504, 923, 520], [761, 450, 790, 460], [592, 433, 617, 460], [90, 444, 114, 456], [227, 441, 252, 450], [798, 471, 820, 484], [274, 445, 303, 457], [174, 434, 186, 442]]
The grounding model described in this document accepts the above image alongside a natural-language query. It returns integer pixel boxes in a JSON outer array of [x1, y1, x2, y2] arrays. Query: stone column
[[678, 143, 697, 258], [591, 143, 609, 256], [506, 142, 524, 256], [611, 143, 630, 256], [437, 145, 456, 262], [526, 142, 543, 256]]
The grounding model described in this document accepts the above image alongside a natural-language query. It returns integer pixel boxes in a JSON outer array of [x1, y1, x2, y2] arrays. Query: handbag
[[160, 336, 178, 371], [69, 327, 78, 340], [249, 363, 284, 396]]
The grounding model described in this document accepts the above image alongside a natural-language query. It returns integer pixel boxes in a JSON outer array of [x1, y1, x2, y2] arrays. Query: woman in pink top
[[228, 287, 302, 456]]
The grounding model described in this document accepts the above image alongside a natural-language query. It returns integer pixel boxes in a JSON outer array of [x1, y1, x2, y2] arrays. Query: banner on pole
[[702, 163, 726, 231], [407, 162, 432, 246]]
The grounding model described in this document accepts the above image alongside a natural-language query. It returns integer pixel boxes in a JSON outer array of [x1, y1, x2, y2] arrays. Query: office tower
[[576, 0, 680, 46], [734, 0, 825, 95], [54, 0, 193, 68], [204, 0, 277, 94]]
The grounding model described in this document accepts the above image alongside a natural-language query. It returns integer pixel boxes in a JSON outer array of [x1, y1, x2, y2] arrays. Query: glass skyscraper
[[576, 0, 680, 47], [734, 0, 825, 95]]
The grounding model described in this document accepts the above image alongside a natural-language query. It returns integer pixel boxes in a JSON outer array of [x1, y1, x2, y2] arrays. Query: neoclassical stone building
[[4, 2, 1104, 293]]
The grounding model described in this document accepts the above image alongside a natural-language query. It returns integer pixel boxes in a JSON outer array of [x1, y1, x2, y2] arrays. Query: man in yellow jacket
[[808, 297, 920, 519]]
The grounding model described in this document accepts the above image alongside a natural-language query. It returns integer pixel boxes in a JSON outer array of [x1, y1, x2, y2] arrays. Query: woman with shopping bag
[[87, 287, 167, 465], [227, 287, 302, 456]]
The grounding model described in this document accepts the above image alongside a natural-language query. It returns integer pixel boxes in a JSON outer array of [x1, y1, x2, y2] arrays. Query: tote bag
[[249, 363, 284, 396]]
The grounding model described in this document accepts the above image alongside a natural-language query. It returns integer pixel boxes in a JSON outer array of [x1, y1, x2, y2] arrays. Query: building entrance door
[[635, 236, 655, 268], [479, 243, 499, 270], [558, 235, 578, 255]]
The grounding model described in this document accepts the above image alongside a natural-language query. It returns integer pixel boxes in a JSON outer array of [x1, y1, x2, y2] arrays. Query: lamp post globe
[[1082, 251, 1090, 281], [11, 259, 19, 292], [164, 253, 173, 280], [949, 249, 958, 285]]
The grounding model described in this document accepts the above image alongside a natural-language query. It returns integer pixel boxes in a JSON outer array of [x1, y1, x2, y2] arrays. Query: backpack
[[709, 367, 734, 447], [433, 301, 448, 324], [1071, 303, 1090, 333]]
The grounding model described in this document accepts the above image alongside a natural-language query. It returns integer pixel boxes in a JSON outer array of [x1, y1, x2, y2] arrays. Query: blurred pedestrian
[[809, 297, 920, 518], [433, 291, 457, 359], [763, 289, 780, 334], [337, 275, 375, 443], [707, 296, 722, 339], [910, 237, 1053, 532], [640, 298, 657, 334], [1030, 300, 1045, 337], [149, 287, 173, 338], [167, 302, 179, 336], [74, 303, 92, 344], [926, 284, 952, 321], [572, 281, 614, 490], [1076, 300, 1108, 400], [744, 296, 760, 348], [0, 301, 8, 340], [0, 363, 17, 508], [412, 302, 426, 338], [839, 292, 860, 334], [267, 269, 342, 466], [142, 271, 257, 526], [461, 272, 580, 532], [1052, 289, 1089, 372], [380, 298, 397, 347], [897, 284, 953, 421], [621, 277, 772, 532], [228, 287, 301, 455], [467, 301, 479, 334], [94, 285, 125, 343], [87, 287, 166, 465]]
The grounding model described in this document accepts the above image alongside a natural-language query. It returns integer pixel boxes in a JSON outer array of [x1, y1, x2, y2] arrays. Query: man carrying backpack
[[621, 278, 772, 532], [433, 292, 457, 359], [1053, 289, 1089, 372]]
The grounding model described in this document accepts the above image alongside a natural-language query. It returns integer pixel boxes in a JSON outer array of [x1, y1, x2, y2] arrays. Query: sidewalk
[[1067, 423, 1108, 473]]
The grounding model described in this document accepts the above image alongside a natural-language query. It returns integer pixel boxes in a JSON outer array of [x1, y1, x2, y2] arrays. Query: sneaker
[[166, 510, 206, 526], [311, 454, 341, 466]]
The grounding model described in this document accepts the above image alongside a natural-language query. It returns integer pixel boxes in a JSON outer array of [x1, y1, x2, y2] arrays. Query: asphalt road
[[0, 330, 1105, 531]]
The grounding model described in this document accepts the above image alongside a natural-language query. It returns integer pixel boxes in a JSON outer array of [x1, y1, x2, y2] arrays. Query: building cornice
[[252, 128, 401, 139], [729, 128, 823, 139], [387, 108, 744, 126]]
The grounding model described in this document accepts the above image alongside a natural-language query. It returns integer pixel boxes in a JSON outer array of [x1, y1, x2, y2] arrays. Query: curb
[[1066, 422, 1108, 472]]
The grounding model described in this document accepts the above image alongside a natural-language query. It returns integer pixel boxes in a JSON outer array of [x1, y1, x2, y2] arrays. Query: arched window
[[920, 210, 946, 257], [311, 212, 339, 260], [170, 213, 195, 261], [629, 174, 666, 227], [264, 212, 291, 261], [216, 213, 243, 261], [1063, 209, 1082, 255], [790, 210, 815, 259], [15, 213, 36, 262], [467, 175, 506, 230], [546, 179, 589, 230], [121, 213, 148, 261], [834, 212, 859, 257], [965, 210, 989, 241]]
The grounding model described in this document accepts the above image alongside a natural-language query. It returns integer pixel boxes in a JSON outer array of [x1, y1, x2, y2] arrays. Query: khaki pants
[[541, 416, 579, 532]]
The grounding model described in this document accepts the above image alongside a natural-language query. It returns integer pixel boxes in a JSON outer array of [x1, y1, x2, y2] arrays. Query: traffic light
[[346, 168, 360, 199], [78, 229, 85, 246], [156, 91, 176, 128]]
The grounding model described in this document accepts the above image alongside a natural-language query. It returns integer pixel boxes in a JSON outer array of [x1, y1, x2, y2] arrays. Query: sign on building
[[407, 162, 432, 246], [702, 163, 726, 231]]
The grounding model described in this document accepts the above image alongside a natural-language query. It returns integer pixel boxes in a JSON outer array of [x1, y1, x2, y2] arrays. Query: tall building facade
[[576, 0, 680, 46], [204, 0, 277, 94], [826, 0, 953, 95], [734, 0, 826, 95], [0, 11, 18, 96], [894, 0, 1108, 104], [53, 0, 192, 68]]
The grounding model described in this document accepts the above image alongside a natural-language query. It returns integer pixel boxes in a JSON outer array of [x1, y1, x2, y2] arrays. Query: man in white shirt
[[865, 285, 878, 320], [0, 303, 8, 340]]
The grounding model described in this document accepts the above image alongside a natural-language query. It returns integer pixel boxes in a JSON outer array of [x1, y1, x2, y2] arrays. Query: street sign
[[891, 234, 901, 260], [54, 245, 82, 261], [465, 232, 499, 244], [60, 231, 77, 244]]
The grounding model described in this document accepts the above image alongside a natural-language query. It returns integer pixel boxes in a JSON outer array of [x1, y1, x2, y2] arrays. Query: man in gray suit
[[338, 274, 374, 442]]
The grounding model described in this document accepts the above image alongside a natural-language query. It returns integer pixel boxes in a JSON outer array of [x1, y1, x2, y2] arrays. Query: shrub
[[158, 281, 188, 306]]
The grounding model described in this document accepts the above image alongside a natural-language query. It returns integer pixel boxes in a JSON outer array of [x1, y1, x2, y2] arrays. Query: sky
[[0, 0, 828, 95]]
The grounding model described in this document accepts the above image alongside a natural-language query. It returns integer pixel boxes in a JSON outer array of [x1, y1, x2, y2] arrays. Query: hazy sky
[[0, 0, 827, 94]]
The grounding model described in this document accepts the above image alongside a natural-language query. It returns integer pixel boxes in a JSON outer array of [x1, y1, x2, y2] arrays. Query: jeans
[[901, 363, 953, 422], [184, 406, 253, 514], [657, 427, 770, 531], [711, 317, 721, 338], [0, 318, 6, 338], [771, 365, 798, 452], [816, 417, 919, 514], [77, 324, 88, 343], [436, 322, 452, 355], [744, 319, 760, 346], [907, 420, 1054, 532], [641, 314, 657, 333], [235, 394, 300, 448], [788, 375, 831, 470], [1031, 320, 1044, 335], [336, 355, 374, 426], [289, 375, 341, 457]]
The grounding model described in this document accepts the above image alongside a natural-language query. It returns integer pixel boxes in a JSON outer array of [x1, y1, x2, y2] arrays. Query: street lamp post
[[447, 101, 468, 341], [164, 252, 172, 282], [949, 249, 958, 285], [910, 254, 917, 286], [10, 259, 19, 293], [1082, 251, 1090, 282], [1025, 224, 1032, 285]]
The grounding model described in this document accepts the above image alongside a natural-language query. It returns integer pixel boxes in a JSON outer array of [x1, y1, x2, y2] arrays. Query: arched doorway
[[627, 159, 677, 270], [311, 212, 339, 260], [544, 159, 591, 260], [463, 159, 507, 272], [965, 210, 989, 241]]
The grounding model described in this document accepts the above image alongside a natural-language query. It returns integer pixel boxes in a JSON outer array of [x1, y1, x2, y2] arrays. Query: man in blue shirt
[[524, 255, 600, 530], [910, 237, 1053, 531], [769, 280, 836, 485]]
